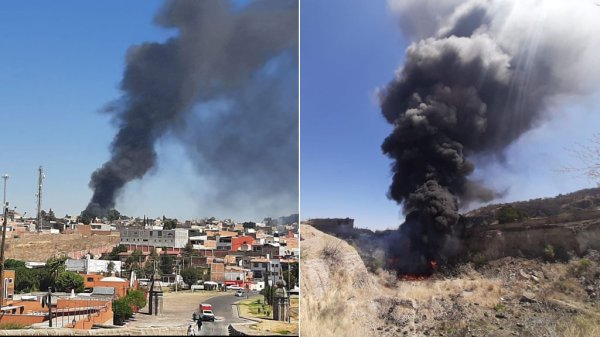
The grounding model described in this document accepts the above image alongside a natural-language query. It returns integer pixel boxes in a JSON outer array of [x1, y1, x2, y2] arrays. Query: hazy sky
[[0, 0, 296, 223], [300, 0, 600, 230]]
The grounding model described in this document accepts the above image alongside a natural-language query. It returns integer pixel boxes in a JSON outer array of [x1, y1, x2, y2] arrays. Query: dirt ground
[[125, 290, 218, 329]]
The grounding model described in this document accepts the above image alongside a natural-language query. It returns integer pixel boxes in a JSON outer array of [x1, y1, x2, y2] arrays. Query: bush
[[544, 244, 556, 262], [472, 253, 487, 268], [321, 243, 342, 266], [124, 290, 147, 309], [113, 298, 133, 326]]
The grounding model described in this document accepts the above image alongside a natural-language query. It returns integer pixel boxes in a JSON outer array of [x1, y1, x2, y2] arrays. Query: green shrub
[[544, 244, 555, 262], [124, 289, 147, 309], [494, 303, 506, 312], [472, 253, 487, 268], [571, 258, 595, 278], [112, 298, 133, 326]]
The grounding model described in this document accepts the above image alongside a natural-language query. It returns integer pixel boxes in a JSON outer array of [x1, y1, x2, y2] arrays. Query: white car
[[226, 285, 243, 291], [235, 289, 244, 297], [190, 284, 204, 292]]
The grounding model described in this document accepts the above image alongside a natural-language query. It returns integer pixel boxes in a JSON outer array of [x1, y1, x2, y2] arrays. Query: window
[[87, 277, 94, 282]]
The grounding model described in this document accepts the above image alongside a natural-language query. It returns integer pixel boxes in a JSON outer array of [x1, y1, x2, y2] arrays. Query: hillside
[[465, 187, 600, 227], [5, 232, 120, 261], [301, 224, 600, 337]]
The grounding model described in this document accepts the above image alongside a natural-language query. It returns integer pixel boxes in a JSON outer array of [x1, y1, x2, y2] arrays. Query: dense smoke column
[[379, 1, 572, 274], [85, 0, 298, 218]]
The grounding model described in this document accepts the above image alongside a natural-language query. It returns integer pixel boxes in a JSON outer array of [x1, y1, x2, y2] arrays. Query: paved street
[[125, 290, 216, 330], [198, 292, 257, 336]]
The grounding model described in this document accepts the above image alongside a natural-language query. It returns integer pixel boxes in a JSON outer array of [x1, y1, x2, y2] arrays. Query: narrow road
[[198, 291, 257, 336]]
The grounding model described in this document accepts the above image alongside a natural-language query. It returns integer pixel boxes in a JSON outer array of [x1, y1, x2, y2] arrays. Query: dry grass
[[301, 287, 370, 337], [301, 225, 374, 337], [558, 313, 600, 337], [391, 276, 502, 308]]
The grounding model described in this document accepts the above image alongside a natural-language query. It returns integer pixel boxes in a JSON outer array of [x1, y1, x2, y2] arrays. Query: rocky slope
[[301, 225, 600, 337]]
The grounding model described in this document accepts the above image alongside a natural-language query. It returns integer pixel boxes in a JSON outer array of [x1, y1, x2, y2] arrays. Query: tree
[[54, 271, 84, 292], [79, 210, 92, 225], [563, 134, 600, 183], [243, 222, 257, 229], [163, 218, 178, 230], [160, 252, 174, 275], [106, 261, 115, 276], [181, 267, 201, 288], [107, 209, 121, 222], [143, 249, 160, 278], [125, 249, 144, 278], [183, 242, 194, 256], [497, 206, 527, 224], [46, 256, 67, 279], [282, 262, 299, 290], [15, 268, 39, 293], [45, 209, 56, 221], [107, 244, 128, 261]]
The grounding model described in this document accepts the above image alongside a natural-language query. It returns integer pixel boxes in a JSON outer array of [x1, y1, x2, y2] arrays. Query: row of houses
[[115, 218, 299, 290]]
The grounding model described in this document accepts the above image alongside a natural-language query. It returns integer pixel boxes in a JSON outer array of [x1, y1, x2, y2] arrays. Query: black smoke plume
[[380, 0, 600, 274], [84, 0, 298, 219]]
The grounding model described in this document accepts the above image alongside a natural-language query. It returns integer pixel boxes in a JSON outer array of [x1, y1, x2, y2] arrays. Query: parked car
[[191, 284, 204, 292], [226, 285, 243, 291], [235, 289, 244, 297]]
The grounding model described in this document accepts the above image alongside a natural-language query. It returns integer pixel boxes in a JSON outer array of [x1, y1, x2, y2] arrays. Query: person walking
[[187, 323, 195, 336], [196, 316, 203, 333]]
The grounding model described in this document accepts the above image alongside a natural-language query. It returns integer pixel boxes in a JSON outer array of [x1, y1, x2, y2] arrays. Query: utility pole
[[0, 202, 8, 308], [0, 174, 9, 308], [175, 264, 181, 293], [2, 174, 8, 208], [36, 166, 44, 232]]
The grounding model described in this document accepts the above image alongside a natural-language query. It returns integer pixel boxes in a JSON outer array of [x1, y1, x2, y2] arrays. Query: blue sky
[[0, 0, 171, 219], [1, 1, 289, 221], [300, 0, 600, 230]]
